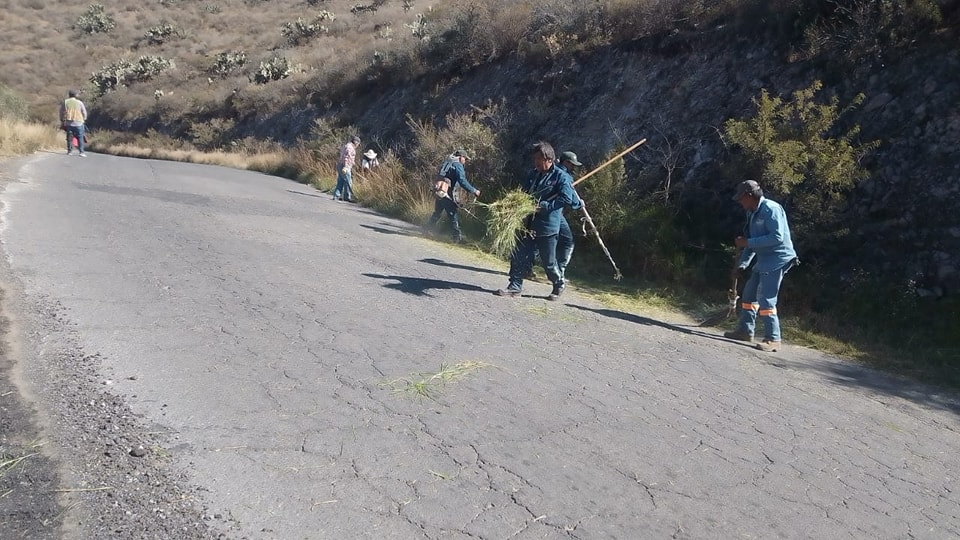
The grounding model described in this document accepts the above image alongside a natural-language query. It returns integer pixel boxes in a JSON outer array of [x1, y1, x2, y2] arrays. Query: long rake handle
[[572, 138, 647, 188]]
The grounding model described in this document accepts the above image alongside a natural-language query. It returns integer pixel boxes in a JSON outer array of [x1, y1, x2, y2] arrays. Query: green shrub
[[575, 145, 692, 282], [0, 85, 29, 121], [280, 12, 335, 45], [210, 51, 247, 78], [187, 117, 236, 150], [407, 104, 503, 192], [74, 4, 116, 34], [90, 56, 175, 96], [723, 80, 877, 245]]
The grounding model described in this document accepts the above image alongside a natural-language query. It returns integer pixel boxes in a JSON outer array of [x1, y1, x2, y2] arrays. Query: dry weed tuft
[[0, 119, 63, 156]]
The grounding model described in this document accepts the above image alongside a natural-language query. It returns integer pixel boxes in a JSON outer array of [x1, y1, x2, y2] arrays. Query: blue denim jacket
[[555, 163, 583, 210], [439, 159, 478, 196], [522, 165, 576, 236], [737, 197, 797, 273]]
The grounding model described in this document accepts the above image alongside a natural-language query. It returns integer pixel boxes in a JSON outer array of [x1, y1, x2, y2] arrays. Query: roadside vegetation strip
[[381, 361, 494, 400], [0, 118, 62, 157]]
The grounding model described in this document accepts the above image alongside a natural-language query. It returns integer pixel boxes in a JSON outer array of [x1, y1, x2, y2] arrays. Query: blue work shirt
[[522, 165, 576, 236], [555, 162, 584, 210], [737, 197, 797, 273], [438, 158, 478, 197]]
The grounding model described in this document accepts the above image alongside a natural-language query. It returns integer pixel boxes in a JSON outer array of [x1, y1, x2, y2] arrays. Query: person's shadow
[[566, 303, 753, 348], [286, 189, 325, 199], [360, 223, 418, 237], [418, 258, 505, 276], [363, 273, 492, 297]]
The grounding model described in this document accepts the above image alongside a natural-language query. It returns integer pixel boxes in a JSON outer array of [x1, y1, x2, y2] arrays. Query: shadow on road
[[569, 304, 960, 416], [360, 223, 419, 237], [418, 258, 505, 276], [770, 356, 960, 416], [286, 189, 326, 199], [566, 303, 751, 348], [364, 273, 492, 297]]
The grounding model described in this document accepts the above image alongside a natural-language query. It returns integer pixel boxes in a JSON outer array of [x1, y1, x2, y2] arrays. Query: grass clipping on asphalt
[[482, 189, 538, 258], [382, 361, 493, 400]]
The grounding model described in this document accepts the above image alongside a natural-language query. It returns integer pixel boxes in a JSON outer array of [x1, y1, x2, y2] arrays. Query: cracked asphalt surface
[[1, 152, 960, 539]]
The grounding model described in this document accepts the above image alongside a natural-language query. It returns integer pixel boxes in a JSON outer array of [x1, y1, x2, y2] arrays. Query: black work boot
[[723, 330, 753, 342], [547, 282, 565, 301]]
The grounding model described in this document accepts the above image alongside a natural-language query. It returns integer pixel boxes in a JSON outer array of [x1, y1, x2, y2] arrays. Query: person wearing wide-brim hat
[[361, 149, 379, 170], [723, 180, 799, 352]]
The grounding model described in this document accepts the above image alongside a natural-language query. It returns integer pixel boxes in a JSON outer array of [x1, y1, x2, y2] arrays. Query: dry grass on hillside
[[0, 0, 440, 118], [0, 0, 759, 129], [0, 118, 63, 156]]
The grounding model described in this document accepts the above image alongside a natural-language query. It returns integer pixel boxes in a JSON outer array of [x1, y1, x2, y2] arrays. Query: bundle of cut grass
[[481, 189, 538, 258]]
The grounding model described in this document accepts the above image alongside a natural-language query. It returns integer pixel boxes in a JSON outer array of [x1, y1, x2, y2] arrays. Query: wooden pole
[[571, 138, 647, 188]]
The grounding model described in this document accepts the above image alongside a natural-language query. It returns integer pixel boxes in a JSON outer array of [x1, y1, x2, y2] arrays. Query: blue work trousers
[[735, 264, 789, 342], [333, 169, 354, 201], [428, 196, 462, 241], [556, 217, 575, 282], [66, 124, 85, 154], [508, 234, 561, 291]]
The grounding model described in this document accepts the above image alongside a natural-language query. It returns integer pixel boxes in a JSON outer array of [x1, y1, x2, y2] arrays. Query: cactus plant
[[280, 12, 335, 45], [210, 51, 248, 78], [251, 56, 292, 84], [90, 55, 174, 95], [144, 23, 181, 45], [75, 4, 116, 34]]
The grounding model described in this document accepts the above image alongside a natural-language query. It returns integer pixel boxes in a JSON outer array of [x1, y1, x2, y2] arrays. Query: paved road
[[2, 152, 959, 539]]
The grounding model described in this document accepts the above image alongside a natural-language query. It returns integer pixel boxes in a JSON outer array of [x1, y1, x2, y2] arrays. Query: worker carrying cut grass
[[495, 141, 577, 301]]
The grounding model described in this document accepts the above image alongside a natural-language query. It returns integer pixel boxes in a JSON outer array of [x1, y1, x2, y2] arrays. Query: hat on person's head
[[452, 149, 469, 159], [68, 89, 79, 97], [363, 149, 377, 159], [351, 135, 361, 144], [732, 180, 763, 201], [559, 151, 582, 167]]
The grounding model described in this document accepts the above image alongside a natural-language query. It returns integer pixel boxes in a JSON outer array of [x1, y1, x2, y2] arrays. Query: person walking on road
[[496, 141, 576, 301], [333, 135, 360, 202], [555, 150, 585, 284], [723, 180, 799, 352], [426, 149, 480, 243], [59, 89, 88, 157]]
